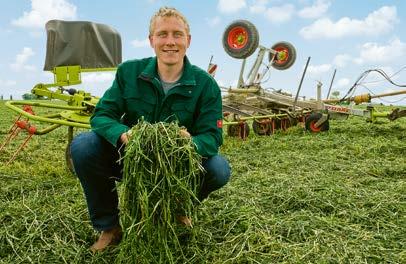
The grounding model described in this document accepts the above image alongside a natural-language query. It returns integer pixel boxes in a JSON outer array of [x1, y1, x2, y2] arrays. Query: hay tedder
[[1, 20, 121, 166], [218, 20, 406, 138], [218, 19, 305, 138]]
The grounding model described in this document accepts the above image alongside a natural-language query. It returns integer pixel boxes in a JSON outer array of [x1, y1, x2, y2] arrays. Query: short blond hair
[[149, 7, 190, 36]]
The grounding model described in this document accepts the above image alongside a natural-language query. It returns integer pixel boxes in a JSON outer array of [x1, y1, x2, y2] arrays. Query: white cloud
[[333, 54, 353, 68], [11, 0, 77, 29], [307, 63, 332, 75], [357, 38, 406, 64], [299, 6, 398, 39], [249, 0, 268, 14], [0, 79, 17, 86], [334, 78, 350, 88], [218, 0, 246, 13], [206, 16, 221, 27], [10, 47, 36, 72], [265, 4, 295, 24], [298, 0, 331, 19], [131, 38, 150, 48], [82, 72, 115, 84]]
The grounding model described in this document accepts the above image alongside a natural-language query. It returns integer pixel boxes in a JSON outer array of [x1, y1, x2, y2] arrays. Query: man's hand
[[179, 129, 191, 138], [120, 132, 129, 145]]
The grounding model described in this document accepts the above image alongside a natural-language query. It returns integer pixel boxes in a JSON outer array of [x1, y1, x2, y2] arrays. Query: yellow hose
[[353, 93, 371, 104]]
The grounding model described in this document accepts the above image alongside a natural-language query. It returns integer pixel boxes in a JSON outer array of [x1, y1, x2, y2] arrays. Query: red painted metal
[[227, 26, 248, 49]]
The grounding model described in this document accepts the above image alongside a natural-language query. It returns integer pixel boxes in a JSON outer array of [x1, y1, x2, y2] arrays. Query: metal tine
[[0, 122, 21, 152], [6, 133, 34, 165]]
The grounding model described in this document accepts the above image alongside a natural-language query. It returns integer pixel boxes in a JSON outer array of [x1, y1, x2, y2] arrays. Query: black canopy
[[44, 20, 122, 70]]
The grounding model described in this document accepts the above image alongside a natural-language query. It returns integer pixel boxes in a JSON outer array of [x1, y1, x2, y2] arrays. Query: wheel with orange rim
[[305, 113, 329, 133], [223, 20, 259, 59], [269, 41, 296, 70]]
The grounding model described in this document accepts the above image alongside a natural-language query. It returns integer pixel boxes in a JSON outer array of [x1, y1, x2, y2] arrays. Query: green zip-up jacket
[[90, 56, 223, 157]]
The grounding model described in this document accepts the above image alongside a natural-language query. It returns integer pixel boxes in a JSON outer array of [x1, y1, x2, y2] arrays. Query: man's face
[[149, 16, 191, 68]]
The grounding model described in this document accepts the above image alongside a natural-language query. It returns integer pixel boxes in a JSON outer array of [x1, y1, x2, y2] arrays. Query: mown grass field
[[0, 100, 405, 263]]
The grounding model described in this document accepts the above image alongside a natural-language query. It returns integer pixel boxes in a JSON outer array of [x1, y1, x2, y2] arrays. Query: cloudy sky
[[1, 0, 406, 104]]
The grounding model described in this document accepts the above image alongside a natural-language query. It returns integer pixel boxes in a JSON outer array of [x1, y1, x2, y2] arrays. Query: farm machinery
[[218, 19, 308, 138], [1, 20, 121, 166], [218, 20, 406, 138], [1, 19, 405, 166]]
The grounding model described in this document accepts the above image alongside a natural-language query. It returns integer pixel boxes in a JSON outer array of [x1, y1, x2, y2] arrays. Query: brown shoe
[[90, 226, 123, 253], [177, 215, 193, 228]]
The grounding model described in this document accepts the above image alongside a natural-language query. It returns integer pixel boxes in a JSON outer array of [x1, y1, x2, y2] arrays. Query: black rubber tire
[[305, 113, 330, 133], [223, 20, 259, 59], [252, 119, 271, 135], [227, 122, 250, 138], [269, 41, 297, 70], [65, 142, 76, 175]]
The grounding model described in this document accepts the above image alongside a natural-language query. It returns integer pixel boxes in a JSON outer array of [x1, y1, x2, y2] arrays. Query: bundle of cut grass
[[116, 121, 203, 264]]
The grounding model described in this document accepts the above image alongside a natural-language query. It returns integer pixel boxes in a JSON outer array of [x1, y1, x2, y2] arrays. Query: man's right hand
[[120, 132, 129, 145]]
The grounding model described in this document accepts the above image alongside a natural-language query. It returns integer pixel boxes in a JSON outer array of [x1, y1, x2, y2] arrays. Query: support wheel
[[305, 113, 329, 133], [223, 20, 259, 59], [269, 41, 296, 70], [227, 122, 250, 139]]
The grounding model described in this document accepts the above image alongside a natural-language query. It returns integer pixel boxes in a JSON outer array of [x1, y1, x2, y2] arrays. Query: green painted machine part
[[2, 65, 113, 166], [1, 19, 121, 166], [6, 65, 110, 131]]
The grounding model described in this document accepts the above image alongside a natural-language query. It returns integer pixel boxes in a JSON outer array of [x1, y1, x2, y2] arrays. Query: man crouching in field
[[70, 6, 231, 252]]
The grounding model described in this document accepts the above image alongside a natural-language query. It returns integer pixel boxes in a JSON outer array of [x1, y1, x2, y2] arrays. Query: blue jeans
[[70, 131, 231, 231]]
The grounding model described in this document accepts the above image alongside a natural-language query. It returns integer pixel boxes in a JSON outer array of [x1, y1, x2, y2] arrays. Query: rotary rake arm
[[1, 65, 110, 165]]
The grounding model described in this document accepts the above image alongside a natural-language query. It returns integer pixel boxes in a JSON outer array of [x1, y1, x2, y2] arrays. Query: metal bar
[[316, 81, 323, 110], [227, 88, 260, 94], [372, 111, 389, 118], [370, 90, 406, 99], [5, 101, 90, 129], [34, 124, 63, 135], [247, 46, 266, 85], [6, 134, 33, 165], [68, 126, 74, 145], [236, 103, 274, 115], [293, 56, 311, 115], [237, 59, 247, 88], [256, 49, 276, 84], [6, 101, 87, 111], [323, 90, 406, 103], [225, 113, 292, 123], [326, 69, 336, 99], [9, 126, 21, 142], [8, 115, 21, 133], [222, 105, 253, 117], [0, 126, 19, 152]]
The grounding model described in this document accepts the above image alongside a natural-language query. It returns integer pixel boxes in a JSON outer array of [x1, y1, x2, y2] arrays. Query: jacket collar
[[139, 56, 196, 86]]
